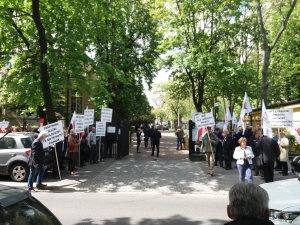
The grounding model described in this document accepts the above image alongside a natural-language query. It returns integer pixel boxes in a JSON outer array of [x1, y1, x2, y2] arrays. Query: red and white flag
[[197, 127, 206, 142], [291, 122, 300, 143], [240, 92, 252, 119]]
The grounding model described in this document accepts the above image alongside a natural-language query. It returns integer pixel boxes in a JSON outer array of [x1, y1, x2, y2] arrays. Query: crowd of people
[[200, 124, 287, 183], [25, 125, 114, 192], [136, 124, 162, 157]]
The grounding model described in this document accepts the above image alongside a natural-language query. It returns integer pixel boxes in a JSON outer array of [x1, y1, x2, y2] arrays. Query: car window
[[0, 138, 16, 149], [0, 196, 61, 225], [21, 137, 34, 148]]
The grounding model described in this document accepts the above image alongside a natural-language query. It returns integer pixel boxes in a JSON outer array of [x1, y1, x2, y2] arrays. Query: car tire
[[9, 162, 29, 182]]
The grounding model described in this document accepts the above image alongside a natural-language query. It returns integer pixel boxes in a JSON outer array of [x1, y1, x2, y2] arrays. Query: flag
[[262, 100, 272, 138], [223, 106, 232, 131], [232, 112, 238, 125], [70, 111, 76, 130], [197, 127, 206, 142], [290, 122, 300, 143], [240, 92, 252, 118], [225, 106, 232, 122]]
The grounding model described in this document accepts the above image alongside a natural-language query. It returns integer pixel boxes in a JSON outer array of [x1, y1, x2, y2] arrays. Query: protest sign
[[75, 114, 85, 133], [84, 109, 94, 127], [96, 121, 106, 136], [101, 108, 113, 123], [39, 121, 64, 148], [195, 112, 215, 128], [0, 121, 9, 129]]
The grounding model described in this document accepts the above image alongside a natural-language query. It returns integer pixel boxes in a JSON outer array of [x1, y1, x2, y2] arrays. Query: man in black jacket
[[222, 130, 233, 170], [248, 130, 261, 176], [27, 131, 48, 192], [151, 127, 162, 157], [256, 129, 280, 183]]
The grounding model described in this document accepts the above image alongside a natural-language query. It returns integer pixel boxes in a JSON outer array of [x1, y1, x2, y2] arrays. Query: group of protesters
[[201, 124, 288, 183]]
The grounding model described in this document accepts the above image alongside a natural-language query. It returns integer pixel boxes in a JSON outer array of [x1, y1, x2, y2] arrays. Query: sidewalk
[[4, 131, 297, 193]]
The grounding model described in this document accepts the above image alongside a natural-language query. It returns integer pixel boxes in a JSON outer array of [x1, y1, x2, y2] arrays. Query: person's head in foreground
[[225, 183, 274, 225]]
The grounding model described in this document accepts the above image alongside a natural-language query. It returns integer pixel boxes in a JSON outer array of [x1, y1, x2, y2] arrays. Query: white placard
[[96, 121, 106, 136], [195, 112, 215, 128], [84, 109, 94, 127], [107, 126, 116, 133], [101, 108, 113, 122], [39, 121, 64, 148], [0, 121, 9, 129], [75, 114, 85, 133], [266, 109, 293, 128]]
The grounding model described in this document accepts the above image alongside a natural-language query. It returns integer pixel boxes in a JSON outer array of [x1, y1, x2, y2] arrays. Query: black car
[[291, 155, 300, 179], [0, 184, 61, 224], [163, 125, 169, 131]]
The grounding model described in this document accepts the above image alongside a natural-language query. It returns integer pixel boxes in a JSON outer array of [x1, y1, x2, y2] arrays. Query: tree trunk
[[32, 0, 57, 124], [261, 47, 270, 107]]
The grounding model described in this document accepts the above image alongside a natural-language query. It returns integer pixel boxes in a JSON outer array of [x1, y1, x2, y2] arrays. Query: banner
[[266, 109, 293, 128], [39, 121, 64, 148]]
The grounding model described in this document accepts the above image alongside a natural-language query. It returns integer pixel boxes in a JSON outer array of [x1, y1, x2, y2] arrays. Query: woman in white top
[[233, 137, 255, 183]]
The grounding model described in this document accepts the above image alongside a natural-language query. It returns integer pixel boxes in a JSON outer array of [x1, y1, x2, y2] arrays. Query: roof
[[252, 99, 300, 112]]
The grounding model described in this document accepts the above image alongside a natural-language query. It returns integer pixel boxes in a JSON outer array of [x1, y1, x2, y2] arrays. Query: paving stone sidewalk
[[74, 132, 266, 194]]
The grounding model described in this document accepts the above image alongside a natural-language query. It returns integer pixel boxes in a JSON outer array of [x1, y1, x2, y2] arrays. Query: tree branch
[[270, 0, 297, 50]]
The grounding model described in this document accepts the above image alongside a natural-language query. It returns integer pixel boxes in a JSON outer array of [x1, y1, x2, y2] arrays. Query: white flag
[[70, 111, 76, 129], [240, 92, 252, 118], [262, 100, 272, 138], [232, 112, 238, 125]]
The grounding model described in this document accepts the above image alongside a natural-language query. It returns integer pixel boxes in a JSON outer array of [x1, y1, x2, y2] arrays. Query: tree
[[157, 0, 257, 113], [256, 0, 297, 106], [86, 0, 162, 124], [0, 0, 93, 122]]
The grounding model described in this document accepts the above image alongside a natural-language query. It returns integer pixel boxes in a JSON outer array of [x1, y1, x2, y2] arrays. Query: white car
[[260, 178, 300, 224]]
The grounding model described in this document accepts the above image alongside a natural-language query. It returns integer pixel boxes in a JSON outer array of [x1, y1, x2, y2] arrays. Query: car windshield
[[0, 196, 61, 225]]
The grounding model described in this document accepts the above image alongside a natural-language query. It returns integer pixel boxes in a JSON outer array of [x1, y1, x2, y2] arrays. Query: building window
[[71, 92, 82, 114]]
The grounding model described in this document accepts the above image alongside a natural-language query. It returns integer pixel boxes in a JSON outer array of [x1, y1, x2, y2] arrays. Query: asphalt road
[[35, 192, 229, 225]]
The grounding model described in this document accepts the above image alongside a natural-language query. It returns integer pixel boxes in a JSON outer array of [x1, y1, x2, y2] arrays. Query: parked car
[[0, 184, 61, 224], [260, 178, 300, 224], [163, 125, 169, 131], [291, 155, 300, 177], [0, 132, 54, 182]]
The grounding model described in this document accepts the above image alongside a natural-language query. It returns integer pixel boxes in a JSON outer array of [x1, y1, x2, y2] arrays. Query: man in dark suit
[[27, 131, 48, 192], [256, 129, 280, 183], [151, 127, 162, 157], [222, 130, 233, 170]]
